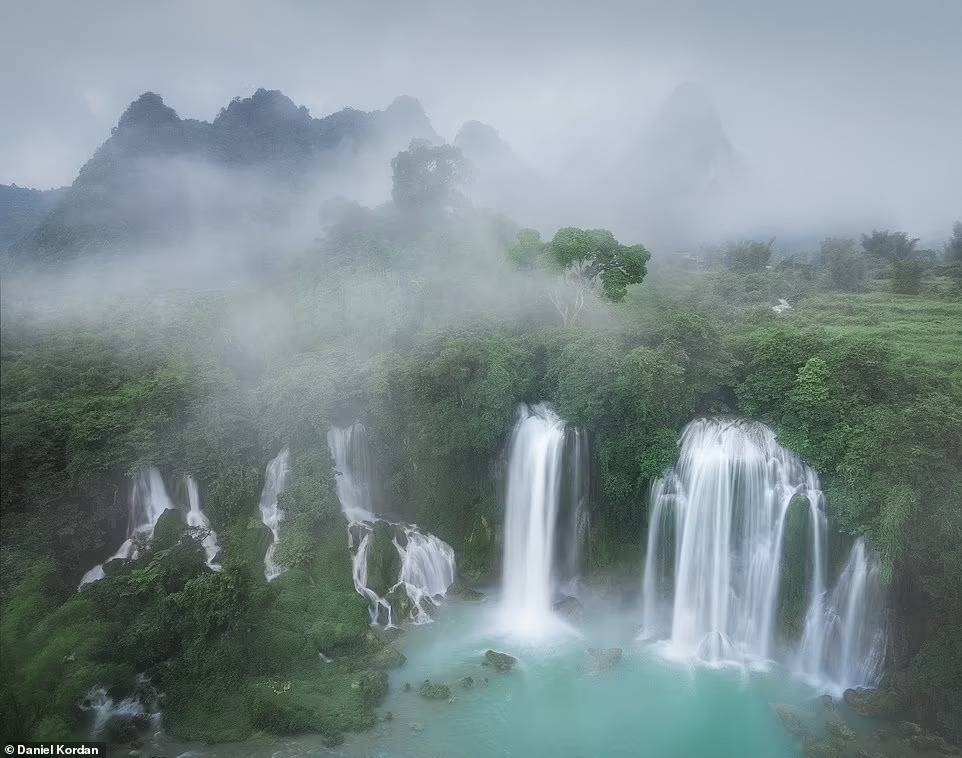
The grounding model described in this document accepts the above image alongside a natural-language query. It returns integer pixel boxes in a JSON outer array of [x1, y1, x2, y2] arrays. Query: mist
[[3, 0, 960, 249]]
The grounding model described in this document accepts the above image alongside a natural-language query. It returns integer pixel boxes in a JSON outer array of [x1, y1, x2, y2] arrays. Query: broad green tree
[[819, 237, 867, 292], [511, 227, 650, 325], [390, 139, 475, 211], [861, 229, 919, 261]]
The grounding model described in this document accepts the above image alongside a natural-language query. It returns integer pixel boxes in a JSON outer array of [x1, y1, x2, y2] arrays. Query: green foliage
[[508, 227, 545, 270], [892, 258, 923, 295], [819, 237, 867, 292], [203, 464, 262, 535], [390, 138, 475, 211], [728, 239, 774, 271], [945, 221, 962, 263], [861, 229, 920, 261], [275, 448, 342, 572], [545, 227, 651, 302]]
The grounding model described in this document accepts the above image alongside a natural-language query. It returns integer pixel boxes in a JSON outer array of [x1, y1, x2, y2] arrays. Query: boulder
[[553, 595, 583, 621], [843, 688, 903, 719], [460, 587, 486, 602], [386, 585, 412, 623], [773, 704, 810, 739], [826, 721, 855, 741], [483, 650, 517, 672], [370, 645, 407, 670], [459, 676, 474, 689], [152, 507, 187, 550], [419, 680, 452, 700]]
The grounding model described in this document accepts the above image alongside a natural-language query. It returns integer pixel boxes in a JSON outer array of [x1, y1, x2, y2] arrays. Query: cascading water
[[185, 475, 221, 569], [79, 468, 176, 588], [640, 418, 826, 663], [394, 527, 457, 623], [640, 417, 888, 691], [501, 403, 587, 636], [328, 422, 456, 625], [258, 447, 291, 581], [797, 538, 888, 694], [327, 424, 375, 522]]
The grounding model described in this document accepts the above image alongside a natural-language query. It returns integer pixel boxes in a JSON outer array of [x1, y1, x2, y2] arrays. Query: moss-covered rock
[[352, 670, 389, 708], [419, 680, 452, 700], [367, 522, 401, 596], [773, 703, 810, 739], [843, 688, 904, 719], [483, 650, 517, 672], [152, 507, 187, 551], [386, 584, 412, 623], [370, 645, 406, 670]]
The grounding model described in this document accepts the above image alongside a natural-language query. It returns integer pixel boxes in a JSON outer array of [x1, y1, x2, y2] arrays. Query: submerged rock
[[459, 587, 486, 602], [553, 595, 583, 621], [402, 682, 411, 693], [585, 647, 622, 675], [483, 650, 517, 672], [419, 680, 452, 700], [370, 645, 407, 670], [773, 704, 810, 739], [459, 676, 474, 689]]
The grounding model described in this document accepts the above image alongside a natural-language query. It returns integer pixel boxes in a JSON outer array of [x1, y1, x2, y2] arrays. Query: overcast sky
[[2, 0, 960, 236]]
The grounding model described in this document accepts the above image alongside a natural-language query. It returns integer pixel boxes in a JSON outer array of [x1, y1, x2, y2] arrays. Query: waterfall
[[394, 527, 457, 623], [258, 448, 291, 581], [79, 468, 176, 588], [641, 417, 889, 692], [640, 418, 823, 665], [327, 423, 375, 522], [328, 422, 456, 625], [797, 538, 888, 694], [185, 475, 221, 569], [501, 403, 586, 635]]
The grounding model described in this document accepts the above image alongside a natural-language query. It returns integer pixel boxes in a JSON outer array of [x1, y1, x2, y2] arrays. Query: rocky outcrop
[[483, 650, 517, 672], [370, 645, 406, 670], [843, 688, 904, 719], [773, 703, 810, 739], [419, 680, 452, 700]]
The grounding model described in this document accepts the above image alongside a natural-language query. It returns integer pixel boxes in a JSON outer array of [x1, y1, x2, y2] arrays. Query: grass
[[786, 292, 962, 390]]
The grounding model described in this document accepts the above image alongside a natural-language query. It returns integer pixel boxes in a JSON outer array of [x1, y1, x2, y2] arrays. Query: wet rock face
[[483, 650, 517, 672], [553, 595, 583, 621], [419, 680, 452, 700], [446, 580, 486, 601]]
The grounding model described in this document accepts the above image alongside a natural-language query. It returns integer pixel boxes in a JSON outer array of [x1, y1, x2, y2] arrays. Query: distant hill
[[602, 82, 752, 248], [8, 90, 441, 261], [0, 184, 67, 248], [453, 120, 554, 228]]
